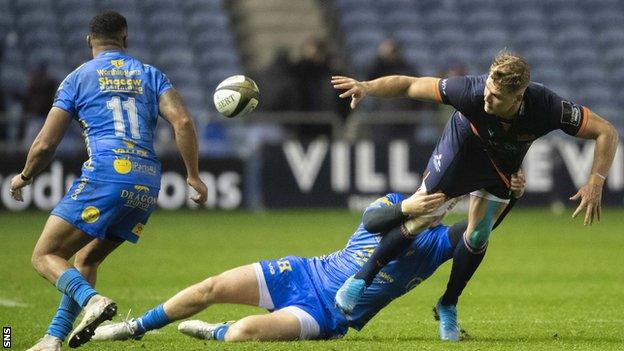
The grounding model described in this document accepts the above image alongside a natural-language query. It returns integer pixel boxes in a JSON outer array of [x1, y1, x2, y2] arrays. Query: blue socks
[[135, 304, 171, 334], [47, 294, 82, 340], [55, 268, 97, 308], [213, 325, 229, 341]]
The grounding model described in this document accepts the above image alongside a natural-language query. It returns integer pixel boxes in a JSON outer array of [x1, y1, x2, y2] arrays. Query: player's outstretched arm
[[159, 88, 207, 204], [570, 110, 619, 225], [331, 75, 442, 109], [10, 107, 72, 201]]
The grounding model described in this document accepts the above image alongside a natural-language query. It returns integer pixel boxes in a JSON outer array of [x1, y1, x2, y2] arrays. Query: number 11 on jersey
[[107, 96, 140, 139]]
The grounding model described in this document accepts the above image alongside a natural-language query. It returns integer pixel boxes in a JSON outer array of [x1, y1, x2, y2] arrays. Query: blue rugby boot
[[433, 300, 460, 341], [334, 276, 366, 315]]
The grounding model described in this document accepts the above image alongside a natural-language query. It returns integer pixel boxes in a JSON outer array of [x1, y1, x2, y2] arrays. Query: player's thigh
[[33, 215, 94, 260], [466, 193, 509, 233], [200, 264, 260, 305], [226, 309, 301, 342]]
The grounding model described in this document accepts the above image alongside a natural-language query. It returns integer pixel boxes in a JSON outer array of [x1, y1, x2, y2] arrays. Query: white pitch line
[[0, 298, 28, 308]]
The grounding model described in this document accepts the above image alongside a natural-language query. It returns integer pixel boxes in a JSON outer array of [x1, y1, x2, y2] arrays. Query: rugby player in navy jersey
[[331, 51, 618, 341], [9, 11, 208, 350], [89, 172, 524, 343]]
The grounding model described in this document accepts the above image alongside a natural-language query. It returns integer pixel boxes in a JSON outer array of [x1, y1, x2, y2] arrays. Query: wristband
[[21, 173, 32, 181]]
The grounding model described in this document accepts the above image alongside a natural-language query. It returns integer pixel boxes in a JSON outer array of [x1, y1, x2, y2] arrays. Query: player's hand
[[9, 174, 33, 202], [400, 192, 446, 216], [331, 76, 369, 109], [187, 176, 207, 204], [569, 174, 604, 226], [510, 170, 526, 198]]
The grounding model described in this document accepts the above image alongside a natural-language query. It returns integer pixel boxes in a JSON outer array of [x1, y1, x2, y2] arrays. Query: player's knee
[[224, 320, 257, 342], [195, 277, 219, 303], [467, 226, 491, 249]]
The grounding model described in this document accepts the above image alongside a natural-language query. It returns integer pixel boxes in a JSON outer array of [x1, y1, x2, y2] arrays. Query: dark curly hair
[[89, 10, 127, 42]]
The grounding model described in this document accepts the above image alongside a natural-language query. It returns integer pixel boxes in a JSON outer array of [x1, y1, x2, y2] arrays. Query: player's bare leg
[[28, 238, 124, 351], [436, 194, 507, 341], [93, 265, 261, 340], [179, 309, 301, 342], [31, 216, 118, 348]]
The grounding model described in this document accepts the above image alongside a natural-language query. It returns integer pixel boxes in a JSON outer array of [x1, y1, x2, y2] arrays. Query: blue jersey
[[305, 193, 454, 330], [437, 75, 588, 174], [53, 50, 172, 188]]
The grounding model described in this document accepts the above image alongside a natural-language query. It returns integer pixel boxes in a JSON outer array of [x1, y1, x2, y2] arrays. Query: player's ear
[[86, 35, 92, 49], [122, 34, 128, 49]]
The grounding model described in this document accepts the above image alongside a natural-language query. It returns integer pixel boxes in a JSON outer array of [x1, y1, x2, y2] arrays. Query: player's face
[[483, 76, 518, 116]]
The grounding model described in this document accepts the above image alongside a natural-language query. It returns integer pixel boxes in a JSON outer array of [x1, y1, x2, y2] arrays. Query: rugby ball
[[213, 75, 259, 118]]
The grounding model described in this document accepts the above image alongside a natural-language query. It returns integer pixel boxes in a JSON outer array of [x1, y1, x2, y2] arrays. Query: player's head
[[484, 50, 530, 116], [87, 10, 128, 50]]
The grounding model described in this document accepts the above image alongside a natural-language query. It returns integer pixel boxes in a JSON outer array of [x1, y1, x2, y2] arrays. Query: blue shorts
[[257, 256, 348, 340], [51, 177, 159, 243], [423, 111, 511, 199]]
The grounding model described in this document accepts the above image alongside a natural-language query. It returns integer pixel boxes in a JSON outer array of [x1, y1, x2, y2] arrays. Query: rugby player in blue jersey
[[331, 51, 619, 340], [9, 11, 208, 350], [89, 173, 523, 343]]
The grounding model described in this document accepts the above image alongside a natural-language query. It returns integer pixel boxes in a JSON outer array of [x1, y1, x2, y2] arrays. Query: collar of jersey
[[96, 49, 125, 58]]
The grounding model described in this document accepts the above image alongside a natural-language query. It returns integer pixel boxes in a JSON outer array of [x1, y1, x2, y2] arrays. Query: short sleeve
[[543, 88, 589, 136], [152, 68, 173, 97], [438, 75, 471, 110], [53, 73, 77, 116], [364, 193, 405, 212]]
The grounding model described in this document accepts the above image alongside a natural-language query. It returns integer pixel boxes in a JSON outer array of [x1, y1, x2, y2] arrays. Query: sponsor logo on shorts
[[120, 189, 157, 211], [3, 326, 11, 348], [134, 185, 150, 192], [132, 223, 144, 236], [70, 178, 88, 200], [81, 206, 100, 223], [277, 259, 292, 273], [267, 262, 276, 275], [113, 158, 132, 174]]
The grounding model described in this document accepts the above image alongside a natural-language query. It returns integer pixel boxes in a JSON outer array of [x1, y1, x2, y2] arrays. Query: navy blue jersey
[[437, 75, 588, 174]]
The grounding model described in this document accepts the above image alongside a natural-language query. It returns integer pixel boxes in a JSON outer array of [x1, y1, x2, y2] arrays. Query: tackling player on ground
[[89, 172, 525, 343], [332, 51, 619, 341], [10, 11, 208, 350]]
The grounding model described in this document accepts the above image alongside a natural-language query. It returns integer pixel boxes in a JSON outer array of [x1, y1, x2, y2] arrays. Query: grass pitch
[[1, 209, 623, 350]]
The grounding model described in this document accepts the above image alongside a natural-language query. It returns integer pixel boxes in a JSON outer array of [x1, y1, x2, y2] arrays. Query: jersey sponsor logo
[[371, 197, 392, 207], [70, 178, 89, 200], [132, 223, 144, 236], [111, 59, 125, 68], [376, 271, 394, 284], [120, 189, 157, 211], [81, 206, 100, 223], [113, 158, 132, 174], [134, 185, 150, 193], [440, 79, 448, 96], [561, 101, 581, 127], [433, 154, 443, 172], [112, 148, 148, 157]]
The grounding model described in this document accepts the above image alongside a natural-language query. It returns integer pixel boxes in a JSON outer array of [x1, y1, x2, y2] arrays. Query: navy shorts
[[422, 111, 511, 200], [51, 177, 159, 243]]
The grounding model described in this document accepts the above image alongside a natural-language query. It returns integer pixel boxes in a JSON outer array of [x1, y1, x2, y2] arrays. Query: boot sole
[[68, 302, 117, 348]]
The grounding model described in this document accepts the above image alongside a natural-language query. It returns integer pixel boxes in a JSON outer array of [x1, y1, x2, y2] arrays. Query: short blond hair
[[488, 51, 530, 92]]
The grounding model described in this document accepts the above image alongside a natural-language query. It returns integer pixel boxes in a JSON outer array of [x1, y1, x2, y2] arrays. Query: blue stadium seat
[[188, 12, 229, 32], [184, 0, 224, 13], [340, 10, 381, 29]]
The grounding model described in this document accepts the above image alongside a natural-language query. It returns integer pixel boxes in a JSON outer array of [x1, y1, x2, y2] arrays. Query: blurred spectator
[[256, 47, 298, 111], [16, 62, 58, 145], [367, 38, 423, 111], [292, 38, 350, 139]]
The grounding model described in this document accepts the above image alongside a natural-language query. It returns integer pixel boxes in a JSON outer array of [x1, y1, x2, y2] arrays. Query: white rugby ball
[[213, 75, 259, 118]]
